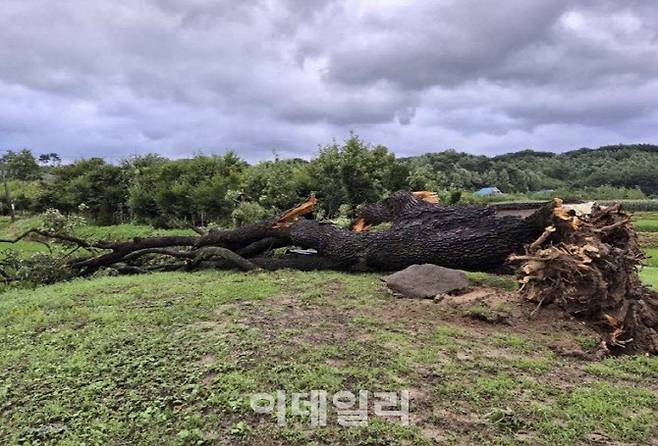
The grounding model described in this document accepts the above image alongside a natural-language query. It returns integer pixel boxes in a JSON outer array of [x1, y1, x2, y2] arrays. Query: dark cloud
[[322, 1, 570, 89], [0, 0, 657, 162]]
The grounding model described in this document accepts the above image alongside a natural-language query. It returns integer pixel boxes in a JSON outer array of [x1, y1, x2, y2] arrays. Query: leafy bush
[[243, 158, 311, 213], [231, 202, 271, 227], [448, 190, 462, 204], [126, 153, 245, 227], [0, 250, 74, 288], [40, 208, 86, 235], [309, 135, 409, 217], [35, 158, 128, 225], [325, 203, 353, 229]]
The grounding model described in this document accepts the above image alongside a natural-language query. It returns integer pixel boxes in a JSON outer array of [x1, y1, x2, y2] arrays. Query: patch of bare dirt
[[235, 295, 358, 345], [201, 371, 217, 387], [198, 352, 217, 365], [367, 286, 600, 344], [428, 408, 483, 434], [190, 320, 228, 336]]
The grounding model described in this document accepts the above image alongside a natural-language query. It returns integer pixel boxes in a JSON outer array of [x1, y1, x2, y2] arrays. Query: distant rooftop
[[474, 186, 502, 196]]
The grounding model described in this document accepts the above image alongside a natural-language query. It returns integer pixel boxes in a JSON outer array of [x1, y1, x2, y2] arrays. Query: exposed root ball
[[511, 200, 658, 355]]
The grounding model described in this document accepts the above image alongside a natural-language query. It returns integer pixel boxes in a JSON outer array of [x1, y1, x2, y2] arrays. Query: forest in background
[[1, 137, 657, 227]]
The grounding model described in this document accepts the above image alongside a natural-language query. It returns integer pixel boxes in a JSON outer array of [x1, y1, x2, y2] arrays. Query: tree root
[[511, 199, 658, 355]]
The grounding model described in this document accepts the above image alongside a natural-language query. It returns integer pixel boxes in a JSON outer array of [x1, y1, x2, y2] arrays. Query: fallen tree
[[2, 191, 656, 354], [1, 191, 548, 275]]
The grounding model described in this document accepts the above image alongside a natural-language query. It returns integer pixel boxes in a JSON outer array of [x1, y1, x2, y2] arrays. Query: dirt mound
[[436, 287, 607, 358]]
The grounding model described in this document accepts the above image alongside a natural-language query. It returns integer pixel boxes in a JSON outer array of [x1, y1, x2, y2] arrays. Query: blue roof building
[[474, 186, 502, 196]]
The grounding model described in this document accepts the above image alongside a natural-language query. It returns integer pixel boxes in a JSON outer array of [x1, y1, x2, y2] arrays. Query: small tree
[[2, 149, 41, 180], [308, 135, 409, 217]]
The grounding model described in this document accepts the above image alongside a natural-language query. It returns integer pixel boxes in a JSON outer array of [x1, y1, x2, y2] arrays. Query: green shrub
[[40, 208, 86, 235], [231, 202, 271, 227], [0, 250, 74, 288], [448, 190, 462, 204]]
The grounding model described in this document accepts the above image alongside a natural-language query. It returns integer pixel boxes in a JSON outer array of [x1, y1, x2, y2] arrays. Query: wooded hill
[[402, 144, 658, 196]]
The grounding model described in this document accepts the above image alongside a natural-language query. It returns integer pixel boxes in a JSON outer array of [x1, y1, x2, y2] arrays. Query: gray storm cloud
[[0, 0, 657, 161]]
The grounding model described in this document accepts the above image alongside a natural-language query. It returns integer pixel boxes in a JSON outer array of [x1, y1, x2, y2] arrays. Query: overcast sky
[[1, 0, 657, 162]]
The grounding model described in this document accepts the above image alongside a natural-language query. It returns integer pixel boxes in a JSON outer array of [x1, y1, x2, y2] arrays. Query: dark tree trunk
[[282, 192, 544, 272], [189, 191, 546, 273], [285, 215, 540, 272], [1, 191, 546, 275]]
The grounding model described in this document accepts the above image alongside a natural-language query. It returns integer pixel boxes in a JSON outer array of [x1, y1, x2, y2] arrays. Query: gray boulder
[[383, 264, 469, 299]]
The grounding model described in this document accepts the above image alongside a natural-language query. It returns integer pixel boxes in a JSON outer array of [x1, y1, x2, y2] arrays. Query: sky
[[1, 0, 658, 162]]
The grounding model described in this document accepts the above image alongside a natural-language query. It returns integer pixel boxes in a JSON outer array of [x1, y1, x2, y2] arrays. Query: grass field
[[636, 220, 658, 233], [634, 212, 658, 233], [0, 270, 656, 445], [0, 216, 50, 256], [0, 214, 657, 444], [642, 268, 658, 289], [644, 248, 658, 266], [638, 213, 658, 289], [643, 248, 658, 289], [75, 223, 195, 241]]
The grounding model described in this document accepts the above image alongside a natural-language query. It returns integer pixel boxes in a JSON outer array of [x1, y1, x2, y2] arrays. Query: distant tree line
[[1, 138, 657, 227]]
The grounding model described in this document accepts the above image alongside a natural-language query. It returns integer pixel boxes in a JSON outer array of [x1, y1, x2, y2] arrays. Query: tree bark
[[2, 191, 547, 274]]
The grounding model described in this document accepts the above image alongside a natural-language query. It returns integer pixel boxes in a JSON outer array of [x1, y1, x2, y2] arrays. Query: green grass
[[583, 355, 658, 379], [0, 215, 656, 443], [539, 383, 656, 443], [641, 267, 658, 289], [636, 219, 658, 232], [640, 246, 658, 288], [0, 214, 43, 233], [465, 271, 518, 291], [634, 212, 658, 233], [639, 215, 658, 288], [0, 216, 49, 257], [0, 270, 656, 445], [645, 248, 658, 267]]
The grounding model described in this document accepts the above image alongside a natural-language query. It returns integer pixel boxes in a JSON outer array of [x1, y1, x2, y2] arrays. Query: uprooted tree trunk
[[511, 199, 658, 355], [2, 191, 656, 354], [1, 191, 547, 275]]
